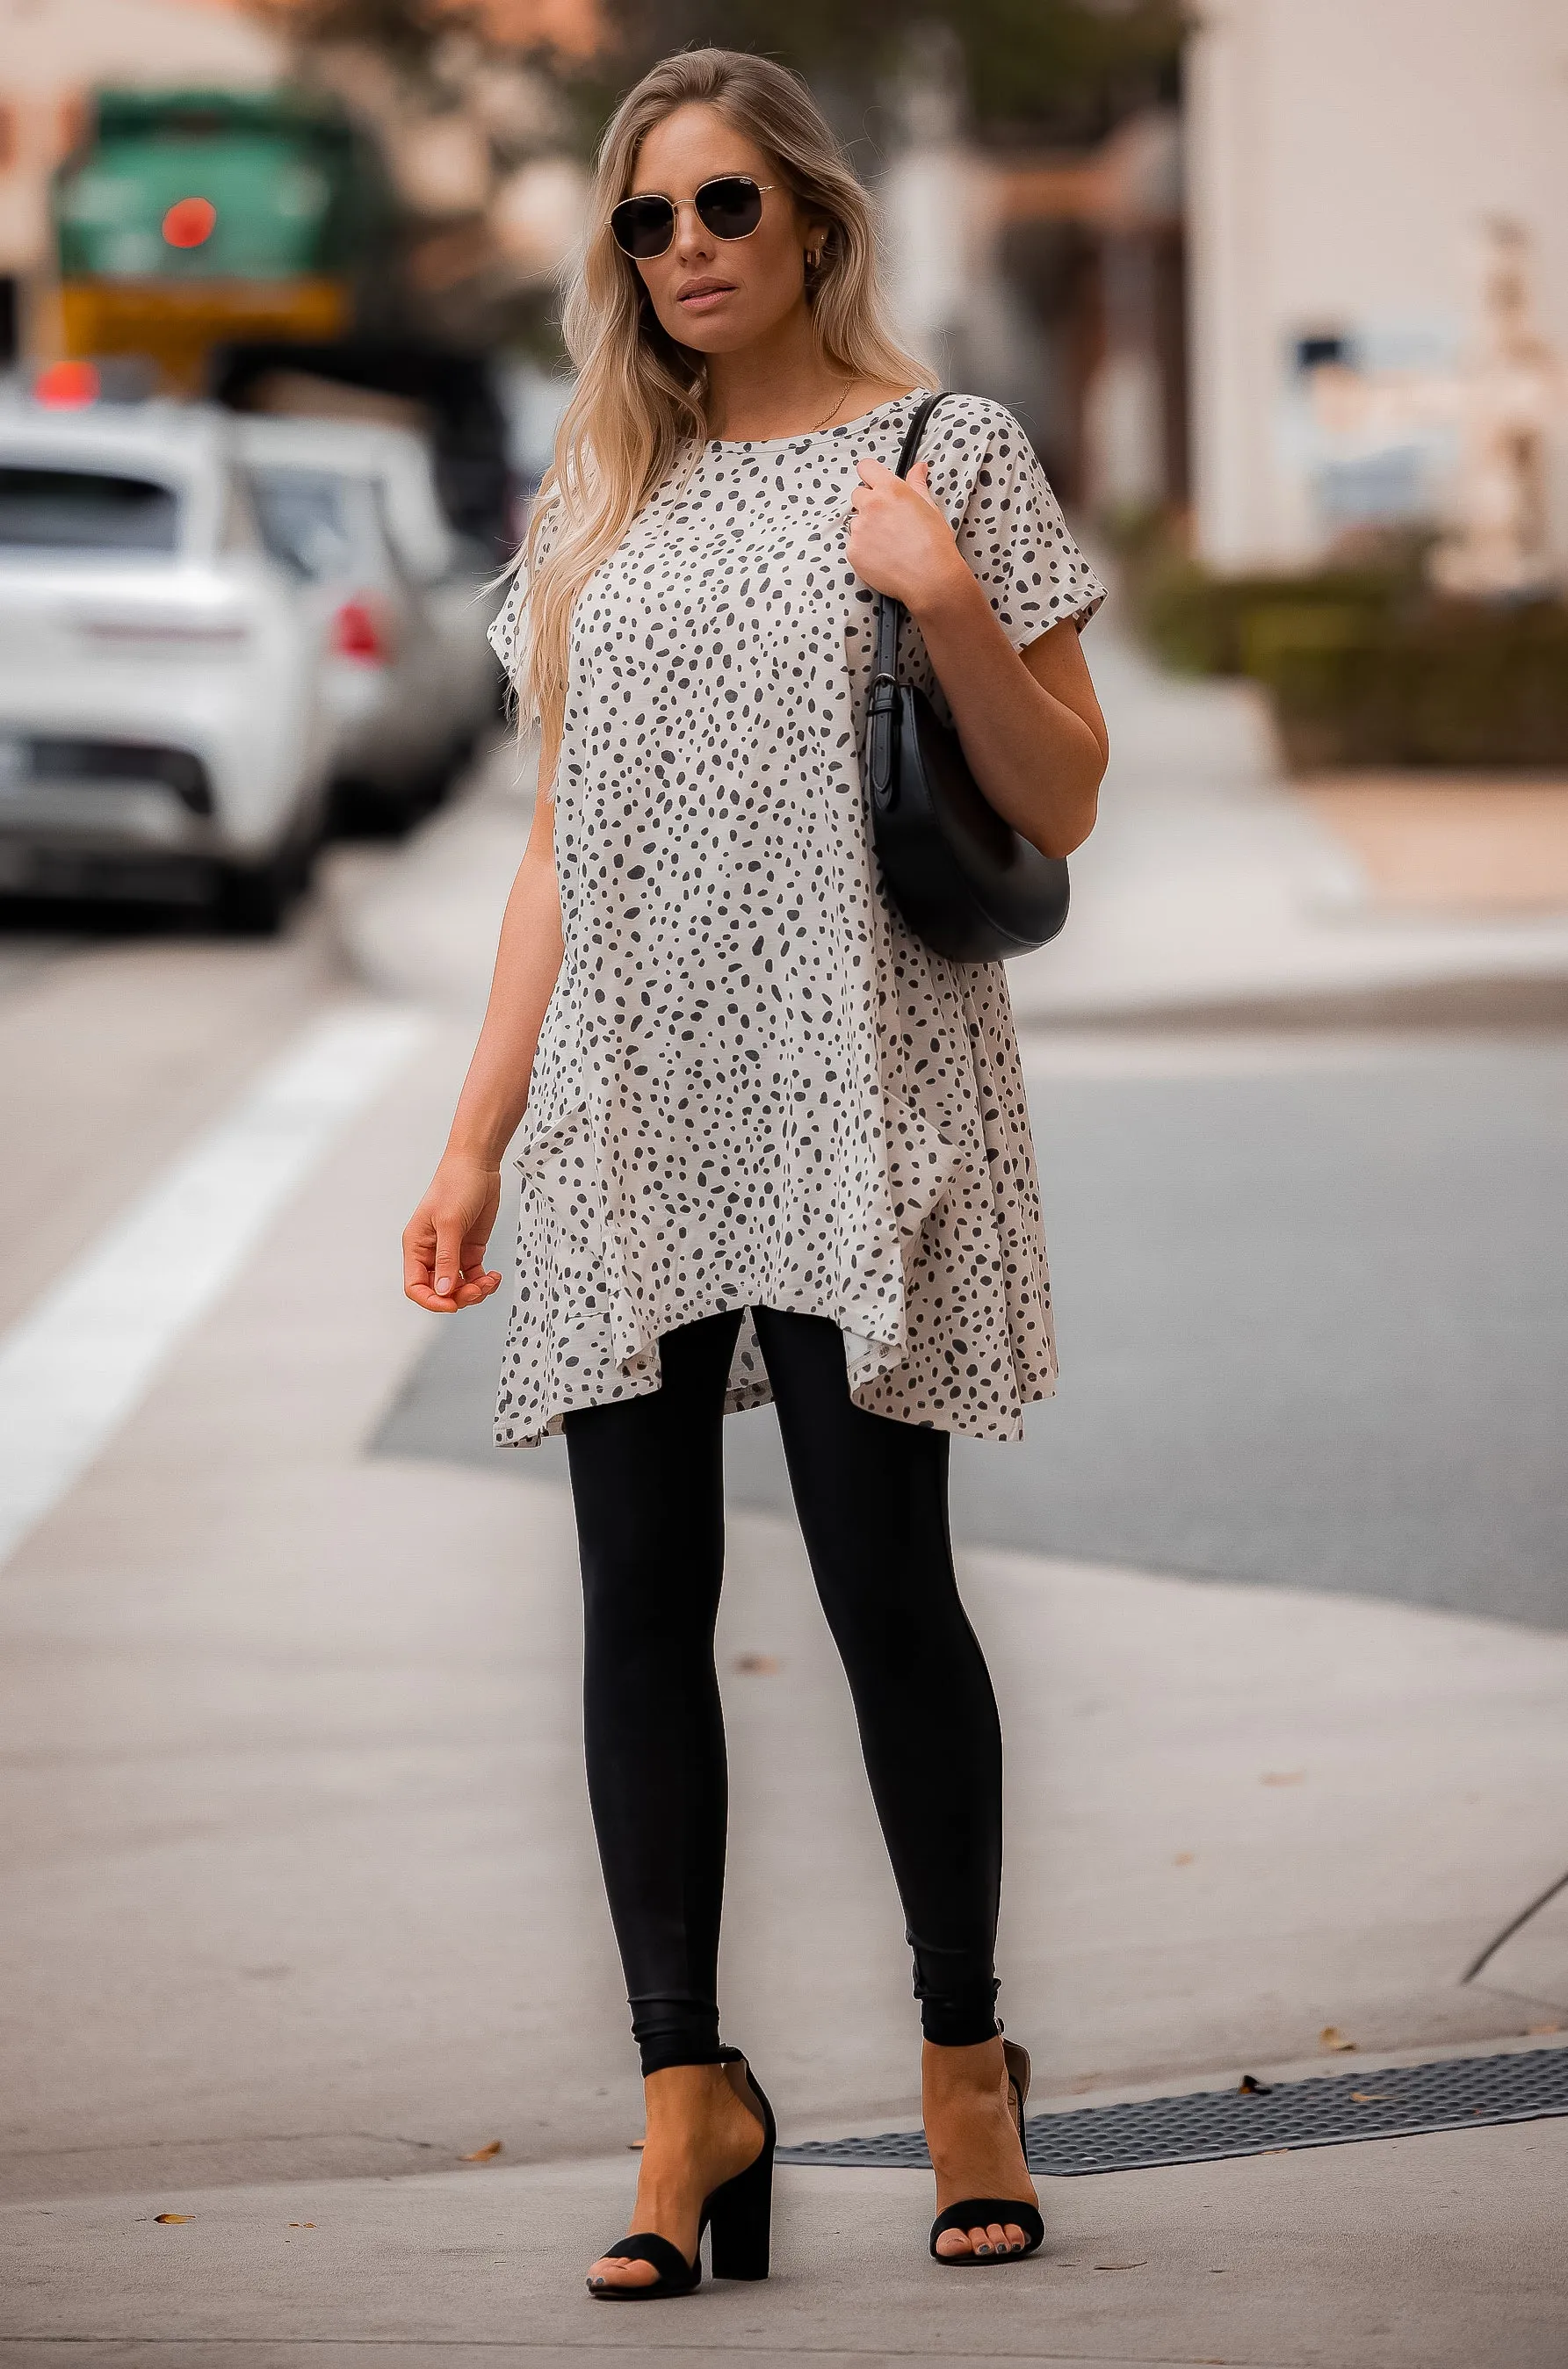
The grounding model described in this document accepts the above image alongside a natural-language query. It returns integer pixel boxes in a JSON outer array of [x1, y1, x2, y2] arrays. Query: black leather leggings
[[562, 1304, 1005, 2076]]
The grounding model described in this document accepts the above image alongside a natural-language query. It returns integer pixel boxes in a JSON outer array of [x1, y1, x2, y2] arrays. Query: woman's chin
[[668, 323, 752, 356], [658, 305, 784, 358]]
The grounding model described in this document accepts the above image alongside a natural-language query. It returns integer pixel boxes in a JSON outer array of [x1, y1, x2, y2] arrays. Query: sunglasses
[[610, 175, 777, 260]]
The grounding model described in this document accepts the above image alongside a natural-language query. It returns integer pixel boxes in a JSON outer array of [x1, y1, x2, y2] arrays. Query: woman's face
[[624, 102, 827, 357]]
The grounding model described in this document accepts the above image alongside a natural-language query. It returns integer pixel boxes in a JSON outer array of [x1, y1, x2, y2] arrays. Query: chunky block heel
[[1002, 2038, 1031, 2147], [588, 2051, 775, 2300], [705, 2055, 776, 2280]]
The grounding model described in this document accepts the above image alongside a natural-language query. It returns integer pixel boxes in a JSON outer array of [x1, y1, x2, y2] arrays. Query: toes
[[935, 2216, 1034, 2261], [586, 2255, 657, 2291]]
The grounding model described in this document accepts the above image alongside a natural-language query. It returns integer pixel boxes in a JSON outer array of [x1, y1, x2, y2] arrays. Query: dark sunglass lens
[[696, 177, 762, 239], [611, 196, 675, 257]]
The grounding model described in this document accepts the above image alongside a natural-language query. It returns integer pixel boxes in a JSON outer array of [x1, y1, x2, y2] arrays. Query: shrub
[[1114, 515, 1568, 768], [1249, 598, 1568, 770]]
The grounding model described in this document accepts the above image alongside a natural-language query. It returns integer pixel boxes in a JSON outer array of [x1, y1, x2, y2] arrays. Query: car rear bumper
[[0, 837, 217, 905], [0, 734, 306, 903], [0, 713, 322, 878], [0, 727, 216, 884], [0, 653, 328, 860]]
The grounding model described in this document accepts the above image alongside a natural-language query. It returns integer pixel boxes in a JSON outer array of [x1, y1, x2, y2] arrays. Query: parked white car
[[0, 401, 334, 928], [233, 415, 503, 823]]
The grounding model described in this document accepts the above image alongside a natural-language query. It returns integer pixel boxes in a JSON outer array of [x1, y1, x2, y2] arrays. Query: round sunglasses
[[611, 175, 777, 260]]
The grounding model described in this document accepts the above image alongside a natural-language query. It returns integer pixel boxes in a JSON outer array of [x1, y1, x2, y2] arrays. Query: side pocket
[[513, 1095, 589, 1203], [515, 1100, 643, 1361], [889, 1089, 965, 1246]]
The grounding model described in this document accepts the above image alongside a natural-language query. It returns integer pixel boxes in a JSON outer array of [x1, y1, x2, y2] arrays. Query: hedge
[[1113, 514, 1568, 769]]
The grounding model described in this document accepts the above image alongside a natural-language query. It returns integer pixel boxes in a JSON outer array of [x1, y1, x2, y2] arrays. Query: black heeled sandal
[[588, 2051, 777, 2300], [929, 2038, 1044, 2265]]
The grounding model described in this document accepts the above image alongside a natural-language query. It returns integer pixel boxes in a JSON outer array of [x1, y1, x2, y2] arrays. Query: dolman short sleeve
[[486, 492, 561, 690], [926, 400, 1106, 649], [487, 574, 524, 683]]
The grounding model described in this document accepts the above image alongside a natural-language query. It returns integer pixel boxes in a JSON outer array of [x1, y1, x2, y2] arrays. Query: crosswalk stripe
[[0, 1002, 429, 1571]]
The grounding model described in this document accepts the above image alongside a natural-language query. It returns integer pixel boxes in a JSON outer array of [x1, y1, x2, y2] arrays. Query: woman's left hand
[[846, 459, 967, 614]]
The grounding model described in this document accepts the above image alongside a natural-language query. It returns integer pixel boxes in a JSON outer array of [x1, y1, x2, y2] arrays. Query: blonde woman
[[403, 47, 1107, 2297]]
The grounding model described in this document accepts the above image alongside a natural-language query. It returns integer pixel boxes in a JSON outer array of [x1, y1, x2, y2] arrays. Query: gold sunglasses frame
[[611, 177, 779, 260]]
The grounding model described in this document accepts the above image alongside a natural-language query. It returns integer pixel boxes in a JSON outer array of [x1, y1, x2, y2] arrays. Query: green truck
[[51, 87, 395, 394]]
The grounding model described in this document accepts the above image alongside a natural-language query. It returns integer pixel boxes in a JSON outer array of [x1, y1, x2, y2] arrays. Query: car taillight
[[35, 359, 100, 408], [331, 598, 387, 662]]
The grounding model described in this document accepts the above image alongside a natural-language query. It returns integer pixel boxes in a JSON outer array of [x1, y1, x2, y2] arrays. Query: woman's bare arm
[[848, 456, 1109, 859], [401, 772, 564, 1312]]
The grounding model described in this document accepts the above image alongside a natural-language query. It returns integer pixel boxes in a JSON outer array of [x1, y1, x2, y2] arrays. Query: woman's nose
[[671, 200, 716, 263]]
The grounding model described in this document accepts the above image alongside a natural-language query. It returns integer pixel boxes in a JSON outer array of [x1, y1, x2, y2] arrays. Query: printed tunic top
[[486, 390, 1105, 1448]]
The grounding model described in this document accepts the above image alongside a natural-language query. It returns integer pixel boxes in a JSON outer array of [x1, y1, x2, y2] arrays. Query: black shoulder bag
[[865, 391, 1071, 964]]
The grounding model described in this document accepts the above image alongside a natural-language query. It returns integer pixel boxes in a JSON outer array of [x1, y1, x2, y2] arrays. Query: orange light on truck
[[162, 196, 217, 249]]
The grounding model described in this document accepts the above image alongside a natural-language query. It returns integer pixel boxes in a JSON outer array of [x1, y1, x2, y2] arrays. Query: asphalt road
[[377, 1029, 1568, 1630]]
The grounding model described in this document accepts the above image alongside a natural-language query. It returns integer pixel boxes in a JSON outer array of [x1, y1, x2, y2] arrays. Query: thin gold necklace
[[805, 376, 856, 434], [710, 377, 856, 443]]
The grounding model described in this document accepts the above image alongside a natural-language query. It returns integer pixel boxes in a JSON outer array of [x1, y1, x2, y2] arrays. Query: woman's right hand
[[402, 1150, 505, 1313]]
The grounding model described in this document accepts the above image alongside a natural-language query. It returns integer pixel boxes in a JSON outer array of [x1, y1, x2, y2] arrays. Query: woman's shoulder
[[907, 394, 1061, 534], [921, 391, 1038, 466]]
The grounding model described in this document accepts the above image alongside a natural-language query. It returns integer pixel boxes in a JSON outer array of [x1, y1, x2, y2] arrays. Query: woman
[[402, 47, 1107, 2296]]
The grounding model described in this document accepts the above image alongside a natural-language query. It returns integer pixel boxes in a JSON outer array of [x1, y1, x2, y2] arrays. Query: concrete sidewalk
[[5, 2113, 1566, 2366]]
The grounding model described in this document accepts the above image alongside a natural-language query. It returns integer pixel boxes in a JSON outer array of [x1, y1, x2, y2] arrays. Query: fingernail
[[436, 1276, 452, 1294]]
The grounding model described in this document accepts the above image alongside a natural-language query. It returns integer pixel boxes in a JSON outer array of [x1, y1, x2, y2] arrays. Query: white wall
[[1186, 0, 1568, 568]]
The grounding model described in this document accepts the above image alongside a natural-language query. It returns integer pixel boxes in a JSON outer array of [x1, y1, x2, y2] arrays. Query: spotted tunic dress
[[486, 391, 1104, 1448]]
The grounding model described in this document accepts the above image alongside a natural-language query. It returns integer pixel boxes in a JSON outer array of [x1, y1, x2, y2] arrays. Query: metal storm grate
[[776, 2045, 1568, 2177]]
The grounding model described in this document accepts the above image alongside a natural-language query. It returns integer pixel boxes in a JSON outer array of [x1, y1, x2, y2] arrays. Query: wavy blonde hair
[[514, 47, 935, 770]]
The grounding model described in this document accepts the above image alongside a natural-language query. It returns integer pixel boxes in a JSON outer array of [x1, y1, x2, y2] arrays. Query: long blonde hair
[[516, 47, 935, 769]]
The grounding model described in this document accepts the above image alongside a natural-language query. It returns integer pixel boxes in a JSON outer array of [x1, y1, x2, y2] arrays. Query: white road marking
[[0, 1003, 428, 1571]]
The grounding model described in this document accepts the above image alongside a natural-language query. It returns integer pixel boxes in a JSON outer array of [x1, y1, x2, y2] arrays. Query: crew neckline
[[705, 391, 926, 452]]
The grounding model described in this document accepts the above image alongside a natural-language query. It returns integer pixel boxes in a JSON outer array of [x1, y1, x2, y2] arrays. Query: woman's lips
[[677, 283, 736, 312]]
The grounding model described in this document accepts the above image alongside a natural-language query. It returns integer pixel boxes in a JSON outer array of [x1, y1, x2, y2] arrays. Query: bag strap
[[871, 389, 952, 690], [866, 391, 952, 800]]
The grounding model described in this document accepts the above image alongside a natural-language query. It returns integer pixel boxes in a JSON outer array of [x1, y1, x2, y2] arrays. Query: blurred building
[[1186, 0, 1568, 573], [880, 75, 1185, 516], [0, 0, 284, 365]]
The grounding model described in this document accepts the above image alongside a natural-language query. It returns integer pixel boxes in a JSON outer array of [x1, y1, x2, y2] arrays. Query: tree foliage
[[594, 0, 1183, 147], [252, 0, 470, 63], [256, 0, 1184, 150]]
